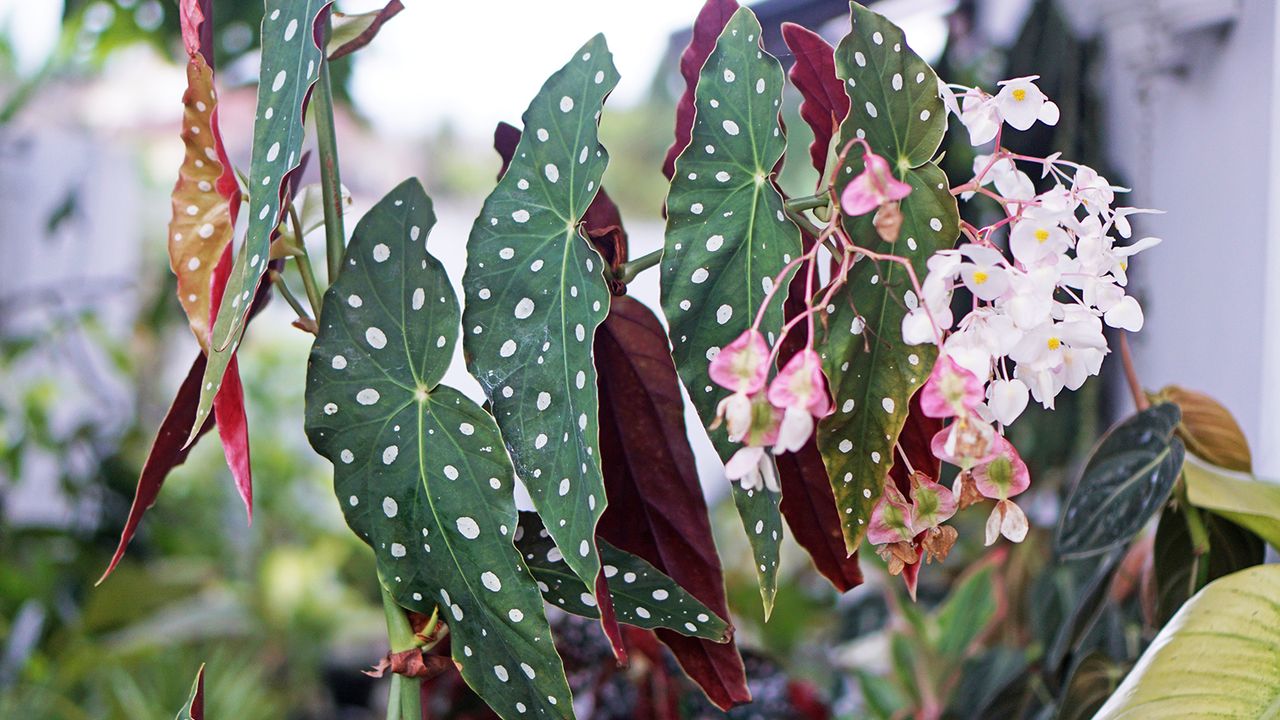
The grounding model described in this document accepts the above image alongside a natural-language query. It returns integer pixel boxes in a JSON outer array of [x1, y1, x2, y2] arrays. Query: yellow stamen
[[1012, 88, 1027, 101], [972, 270, 989, 285], [1034, 228, 1049, 243], [1046, 337, 1061, 350]]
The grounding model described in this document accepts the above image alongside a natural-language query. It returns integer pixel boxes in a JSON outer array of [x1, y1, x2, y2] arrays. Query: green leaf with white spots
[[192, 0, 330, 443], [660, 6, 801, 616], [461, 35, 620, 598], [514, 513, 731, 642], [839, 2, 945, 169], [305, 179, 572, 720], [174, 665, 204, 720], [816, 4, 958, 552]]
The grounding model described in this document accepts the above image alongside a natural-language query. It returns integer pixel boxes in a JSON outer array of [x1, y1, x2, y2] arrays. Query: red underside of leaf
[[595, 297, 750, 710], [775, 233, 863, 591], [209, 244, 253, 521], [98, 353, 214, 584], [662, 0, 741, 181], [781, 22, 849, 185], [328, 0, 405, 61], [595, 571, 629, 666]]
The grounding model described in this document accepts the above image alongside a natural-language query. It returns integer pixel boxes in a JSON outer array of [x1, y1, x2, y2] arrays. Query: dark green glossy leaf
[[1053, 652, 1126, 720], [660, 5, 801, 615], [816, 2, 957, 551], [1055, 403, 1184, 559], [461, 35, 620, 595], [514, 513, 730, 642], [193, 0, 330, 442], [1153, 502, 1264, 629], [1184, 454, 1280, 550], [305, 179, 572, 719], [840, 2, 945, 168]]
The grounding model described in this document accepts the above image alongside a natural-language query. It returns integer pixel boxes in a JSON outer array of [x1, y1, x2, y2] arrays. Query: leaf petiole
[[615, 248, 663, 285], [268, 269, 316, 333], [784, 192, 831, 213], [287, 205, 325, 317], [379, 571, 422, 720], [312, 21, 348, 284]]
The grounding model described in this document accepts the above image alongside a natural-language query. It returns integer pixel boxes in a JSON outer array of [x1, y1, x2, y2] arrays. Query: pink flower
[[930, 418, 999, 470], [909, 474, 957, 530], [868, 485, 917, 545], [768, 350, 833, 453], [840, 152, 912, 217], [722, 393, 782, 492], [920, 355, 985, 419], [971, 435, 1030, 500], [709, 329, 770, 394]]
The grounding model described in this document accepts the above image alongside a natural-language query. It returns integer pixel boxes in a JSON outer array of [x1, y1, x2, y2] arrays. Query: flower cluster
[[709, 330, 833, 492]]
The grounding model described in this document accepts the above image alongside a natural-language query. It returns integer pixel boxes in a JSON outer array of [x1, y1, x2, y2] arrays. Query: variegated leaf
[[816, 3, 958, 551], [660, 6, 801, 615], [461, 35, 620, 596], [305, 179, 572, 719], [193, 0, 330, 443], [515, 513, 730, 642]]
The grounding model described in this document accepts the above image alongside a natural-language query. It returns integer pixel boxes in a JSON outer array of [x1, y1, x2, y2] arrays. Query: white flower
[[725, 446, 780, 492], [993, 76, 1059, 131], [957, 245, 1011, 301], [971, 155, 1035, 203], [1072, 165, 1118, 215], [989, 378, 1030, 425], [1010, 210, 1070, 266], [960, 89, 1000, 146], [1103, 295, 1144, 331], [1000, 266, 1059, 330], [773, 406, 813, 455], [715, 392, 753, 442]]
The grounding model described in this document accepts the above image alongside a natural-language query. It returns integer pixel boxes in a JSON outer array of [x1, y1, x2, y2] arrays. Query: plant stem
[[379, 572, 422, 720], [1118, 332, 1149, 411], [785, 207, 824, 237], [268, 270, 314, 328], [784, 192, 830, 213], [616, 249, 663, 284], [294, 253, 324, 318], [312, 19, 347, 283]]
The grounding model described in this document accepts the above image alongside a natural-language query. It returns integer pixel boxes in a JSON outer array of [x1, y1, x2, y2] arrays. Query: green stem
[[313, 18, 347, 283], [287, 206, 325, 317], [785, 206, 824, 238], [379, 572, 422, 720], [615, 249, 663, 284], [268, 270, 313, 326], [784, 192, 831, 213]]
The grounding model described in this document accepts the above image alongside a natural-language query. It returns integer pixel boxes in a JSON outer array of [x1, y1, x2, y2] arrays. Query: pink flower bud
[[868, 485, 917, 545], [930, 417, 999, 469], [709, 329, 770, 394], [909, 474, 957, 529], [840, 152, 913, 217]]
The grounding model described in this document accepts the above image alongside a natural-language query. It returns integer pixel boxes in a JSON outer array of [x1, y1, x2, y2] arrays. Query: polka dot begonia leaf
[[174, 665, 204, 720], [461, 34, 619, 599], [191, 0, 331, 445], [815, 3, 959, 552], [305, 179, 573, 719], [659, 6, 801, 617], [514, 513, 731, 642], [168, 53, 238, 353]]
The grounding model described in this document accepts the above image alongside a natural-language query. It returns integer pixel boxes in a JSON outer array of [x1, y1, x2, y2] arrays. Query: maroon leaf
[[596, 296, 750, 710], [781, 22, 849, 185], [97, 354, 213, 584], [327, 0, 404, 61], [662, 0, 741, 181], [596, 571, 628, 666], [774, 233, 862, 591]]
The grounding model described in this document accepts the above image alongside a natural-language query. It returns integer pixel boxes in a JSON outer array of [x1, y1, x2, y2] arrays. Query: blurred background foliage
[[0, 1, 1154, 718]]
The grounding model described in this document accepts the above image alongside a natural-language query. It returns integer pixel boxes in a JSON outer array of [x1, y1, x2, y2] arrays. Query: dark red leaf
[[97, 353, 214, 584], [781, 23, 849, 184], [774, 233, 862, 592], [596, 570, 629, 665], [327, 0, 405, 61], [595, 296, 749, 710], [662, 0, 741, 180]]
